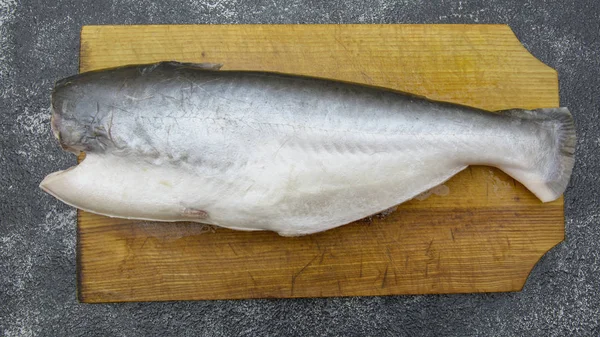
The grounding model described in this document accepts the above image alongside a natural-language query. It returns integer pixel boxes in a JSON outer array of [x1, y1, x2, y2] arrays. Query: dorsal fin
[[160, 61, 223, 71]]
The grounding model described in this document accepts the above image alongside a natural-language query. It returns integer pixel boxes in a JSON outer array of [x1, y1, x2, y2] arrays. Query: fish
[[40, 61, 576, 236]]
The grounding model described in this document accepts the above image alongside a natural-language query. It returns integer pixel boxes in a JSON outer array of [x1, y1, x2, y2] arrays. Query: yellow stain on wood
[[76, 24, 564, 303]]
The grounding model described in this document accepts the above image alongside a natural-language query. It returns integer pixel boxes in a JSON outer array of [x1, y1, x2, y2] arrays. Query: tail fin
[[498, 107, 576, 202]]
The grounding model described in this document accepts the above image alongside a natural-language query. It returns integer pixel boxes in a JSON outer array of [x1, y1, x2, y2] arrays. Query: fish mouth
[[50, 104, 61, 141], [50, 103, 84, 155]]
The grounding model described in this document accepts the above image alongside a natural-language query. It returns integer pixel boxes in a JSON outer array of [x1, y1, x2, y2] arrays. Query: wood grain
[[77, 24, 564, 303]]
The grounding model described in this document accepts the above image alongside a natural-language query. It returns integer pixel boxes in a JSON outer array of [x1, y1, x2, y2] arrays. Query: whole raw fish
[[40, 62, 575, 236]]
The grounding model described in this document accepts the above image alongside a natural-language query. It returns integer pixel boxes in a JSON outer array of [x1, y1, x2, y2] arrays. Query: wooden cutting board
[[77, 24, 564, 303]]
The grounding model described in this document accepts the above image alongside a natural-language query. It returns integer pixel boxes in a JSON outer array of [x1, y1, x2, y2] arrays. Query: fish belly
[[41, 135, 467, 236]]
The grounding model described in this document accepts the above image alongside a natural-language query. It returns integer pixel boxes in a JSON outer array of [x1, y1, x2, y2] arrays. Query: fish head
[[50, 72, 121, 155]]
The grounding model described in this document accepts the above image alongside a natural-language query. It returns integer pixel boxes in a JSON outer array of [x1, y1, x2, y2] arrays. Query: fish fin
[[374, 206, 398, 218], [497, 107, 576, 202], [160, 61, 223, 71]]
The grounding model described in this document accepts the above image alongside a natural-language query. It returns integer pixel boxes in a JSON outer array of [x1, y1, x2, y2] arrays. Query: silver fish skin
[[40, 62, 575, 236]]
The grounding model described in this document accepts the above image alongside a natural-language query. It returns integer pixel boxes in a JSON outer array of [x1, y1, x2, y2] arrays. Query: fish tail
[[497, 107, 576, 202]]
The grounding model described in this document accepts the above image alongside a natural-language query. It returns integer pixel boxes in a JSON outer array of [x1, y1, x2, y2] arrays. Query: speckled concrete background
[[1, 1, 598, 336]]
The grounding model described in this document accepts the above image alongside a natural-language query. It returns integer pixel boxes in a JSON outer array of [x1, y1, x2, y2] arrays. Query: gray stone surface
[[1, 0, 599, 335]]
